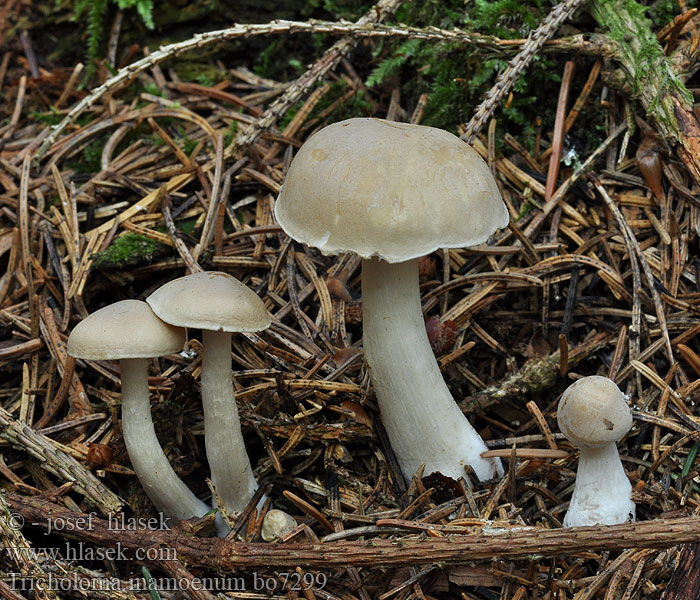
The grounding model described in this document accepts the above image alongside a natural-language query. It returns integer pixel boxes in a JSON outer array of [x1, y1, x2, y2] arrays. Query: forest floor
[[2, 0, 700, 599]]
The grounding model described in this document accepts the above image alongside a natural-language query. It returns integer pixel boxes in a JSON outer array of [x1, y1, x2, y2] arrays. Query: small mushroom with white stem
[[274, 117, 508, 484], [67, 300, 210, 522], [146, 271, 270, 525], [557, 375, 636, 527]]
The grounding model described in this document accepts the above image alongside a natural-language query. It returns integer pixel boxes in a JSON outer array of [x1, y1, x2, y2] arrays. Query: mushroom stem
[[564, 442, 635, 527], [362, 257, 502, 483], [119, 358, 210, 521], [200, 329, 257, 516]]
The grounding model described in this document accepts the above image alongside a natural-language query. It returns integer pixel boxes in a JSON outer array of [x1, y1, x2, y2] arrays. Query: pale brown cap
[[146, 271, 270, 332], [557, 376, 632, 448], [274, 118, 508, 263], [67, 300, 185, 360]]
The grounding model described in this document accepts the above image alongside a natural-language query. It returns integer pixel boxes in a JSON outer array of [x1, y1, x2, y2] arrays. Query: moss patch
[[92, 233, 170, 269]]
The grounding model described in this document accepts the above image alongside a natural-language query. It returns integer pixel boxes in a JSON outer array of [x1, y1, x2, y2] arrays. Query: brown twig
[[460, 332, 611, 413], [0, 409, 123, 513]]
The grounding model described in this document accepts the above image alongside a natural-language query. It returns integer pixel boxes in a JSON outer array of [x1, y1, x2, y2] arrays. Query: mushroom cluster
[[65, 118, 634, 540], [274, 117, 509, 484], [67, 271, 274, 534]]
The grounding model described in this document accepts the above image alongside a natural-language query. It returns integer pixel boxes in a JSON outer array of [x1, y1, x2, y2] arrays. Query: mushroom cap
[[557, 376, 633, 449], [146, 271, 271, 332], [274, 118, 509, 263], [67, 300, 185, 360]]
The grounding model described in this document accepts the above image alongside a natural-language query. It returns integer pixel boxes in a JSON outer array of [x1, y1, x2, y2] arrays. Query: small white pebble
[[261, 509, 297, 542]]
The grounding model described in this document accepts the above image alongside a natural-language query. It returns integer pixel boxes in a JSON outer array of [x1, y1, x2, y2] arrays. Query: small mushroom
[[557, 375, 635, 527], [275, 118, 508, 483], [146, 271, 270, 522], [67, 300, 209, 522]]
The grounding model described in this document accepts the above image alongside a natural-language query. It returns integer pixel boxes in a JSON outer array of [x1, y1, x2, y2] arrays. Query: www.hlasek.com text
[[5, 542, 177, 562]]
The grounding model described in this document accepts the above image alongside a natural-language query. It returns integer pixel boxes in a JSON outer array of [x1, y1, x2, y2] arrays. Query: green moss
[[74, 0, 109, 76], [151, 0, 218, 27], [467, 0, 546, 38], [366, 39, 422, 88], [173, 62, 229, 87], [31, 107, 64, 126], [182, 135, 197, 155], [515, 198, 534, 222], [302, 0, 372, 20], [92, 233, 169, 269], [72, 0, 154, 82], [177, 217, 197, 235], [223, 120, 239, 147], [253, 39, 285, 80], [142, 82, 166, 97], [65, 133, 110, 174], [362, 0, 560, 140], [250, 0, 373, 82], [115, 0, 154, 29], [591, 0, 693, 139], [646, 0, 686, 29]]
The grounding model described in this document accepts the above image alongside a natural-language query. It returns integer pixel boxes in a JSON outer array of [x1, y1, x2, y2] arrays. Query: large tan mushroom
[[147, 271, 270, 526], [67, 300, 209, 522], [275, 117, 508, 483]]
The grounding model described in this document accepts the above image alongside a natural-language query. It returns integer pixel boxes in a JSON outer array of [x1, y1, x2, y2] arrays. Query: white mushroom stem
[[362, 257, 503, 483], [201, 329, 257, 516], [563, 442, 635, 527], [120, 358, 210, 521]]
